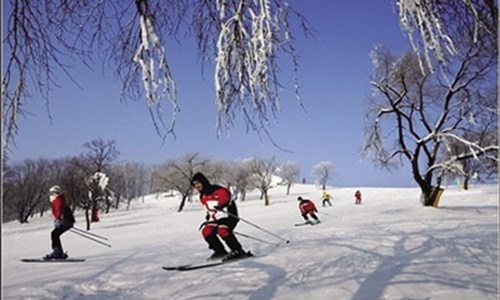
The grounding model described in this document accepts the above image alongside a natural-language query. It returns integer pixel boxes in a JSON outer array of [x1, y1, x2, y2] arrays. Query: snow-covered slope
[[2, 184, 498, 300]]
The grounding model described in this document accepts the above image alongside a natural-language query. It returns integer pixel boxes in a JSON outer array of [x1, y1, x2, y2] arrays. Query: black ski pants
[[51, 226, 70, 251]]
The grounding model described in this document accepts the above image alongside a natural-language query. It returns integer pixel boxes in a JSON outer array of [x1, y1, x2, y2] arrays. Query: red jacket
[[299, 199, 317, 215], [51, 195, 66, 220], [50, 194, 75, 227], [355, 191, 362, 200], [201, 186, 231, 221]]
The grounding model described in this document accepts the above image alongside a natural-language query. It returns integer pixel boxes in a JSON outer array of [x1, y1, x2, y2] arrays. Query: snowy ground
[[2, 184, 498, 300]]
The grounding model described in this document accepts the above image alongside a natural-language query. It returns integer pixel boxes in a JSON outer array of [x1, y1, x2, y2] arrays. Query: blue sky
[[4, 0, 417, 187]]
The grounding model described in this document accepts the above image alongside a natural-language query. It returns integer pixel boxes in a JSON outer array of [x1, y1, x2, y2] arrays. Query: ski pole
[[69, 229, 112, 248], [234, 231, 279, 246], [317, 211, 334, 217], [221, 210, 290, 244], [71, 227, 109, 241]]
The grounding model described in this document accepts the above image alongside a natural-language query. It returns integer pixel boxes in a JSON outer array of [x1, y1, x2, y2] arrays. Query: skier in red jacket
[[191, 172, 251, 261], [44, 185, 75, 260], [297, 196, 320, 224], [355, 190, 362, 205]]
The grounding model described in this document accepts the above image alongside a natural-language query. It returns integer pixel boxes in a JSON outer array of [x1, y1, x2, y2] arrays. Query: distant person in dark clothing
[[355, 190, 362, 205]]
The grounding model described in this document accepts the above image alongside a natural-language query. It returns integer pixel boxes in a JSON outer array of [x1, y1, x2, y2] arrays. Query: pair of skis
[[294, 220, 321, 226], [163, 253, 254, 272], [21, 258, 86, 263], [20, 227, 109, 263]]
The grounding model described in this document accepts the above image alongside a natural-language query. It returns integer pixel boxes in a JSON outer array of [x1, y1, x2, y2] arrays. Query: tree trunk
[[322, 183, 326, 190], [264, 191, 270, 206], [420, 186, 444, 207], [241, 190, 246, 201], [286, 184, 291, 195], [463, 176, 470, 190], [178, 194, 188, 212], [114, 194, 121, 209], [85, 208, 91, 230], [105, 196, 111, 213], [19, 211, 26, 224]]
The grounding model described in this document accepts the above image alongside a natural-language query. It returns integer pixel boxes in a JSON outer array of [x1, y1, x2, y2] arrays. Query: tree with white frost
[[312, 161, 334, 191], [2, 0, 309, 153], [155, 153, 206, 212], [397, 0, 497, 73], [250, 157, 277, 206], [362, 13, 497, 206], [277, 161, 301, 195], [227, 159, 255, 201]]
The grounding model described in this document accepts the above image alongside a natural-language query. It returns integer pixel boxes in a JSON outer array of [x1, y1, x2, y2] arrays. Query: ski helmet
[[49, 185, 62, 195]]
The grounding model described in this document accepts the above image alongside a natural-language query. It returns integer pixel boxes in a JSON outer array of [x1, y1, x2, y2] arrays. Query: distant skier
[[44, 185, 75, 260], [191, 172, 251, 261], [355, 190, 362, 205], [321, 191, 332, 207], [297, 196, 320, 224]]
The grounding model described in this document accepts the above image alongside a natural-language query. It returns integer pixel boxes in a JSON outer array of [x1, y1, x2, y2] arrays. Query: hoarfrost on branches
[[2, 0, 309, 153], [133, 1, 179, 139], [362, 42, 497, 205], [204, 0, 308, 135], [396, 0, 497, 74]]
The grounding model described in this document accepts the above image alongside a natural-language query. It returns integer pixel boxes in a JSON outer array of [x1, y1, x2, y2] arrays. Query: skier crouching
[[44, 185, 75, 260], [297, 196, 320, 224], [191, 172, 251, 261]]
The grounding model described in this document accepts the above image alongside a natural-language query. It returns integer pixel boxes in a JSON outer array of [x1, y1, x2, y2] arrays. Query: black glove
[[205, 212, 210, 221], [199, 221, 208, 231], [199, 221, 216, 231]]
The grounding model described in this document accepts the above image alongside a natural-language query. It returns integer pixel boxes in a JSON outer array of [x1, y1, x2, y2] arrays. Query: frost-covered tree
[[2, 0, 308, 153], [440, 129, 497, 190], [250, 157, 277, 205], [312, 161, 334, 191], [108, 162, 150, 211], [156, 153, 206, 212], [362, 44, 497, 206], [201, 160, 231, 188], [397, 0, 497, 73], [277, 161, 301, 195], [227, 159, 255, 201]]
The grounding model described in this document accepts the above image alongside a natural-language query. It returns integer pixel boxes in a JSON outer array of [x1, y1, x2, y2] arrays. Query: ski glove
[[54, 219, 62, 228], [199, 222, 207, 230]]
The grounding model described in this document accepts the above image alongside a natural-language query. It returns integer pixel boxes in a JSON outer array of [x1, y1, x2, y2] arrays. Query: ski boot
[[208, 250, 228, 260], [43, 248, 68, 260], [222, 250, 253, 262]]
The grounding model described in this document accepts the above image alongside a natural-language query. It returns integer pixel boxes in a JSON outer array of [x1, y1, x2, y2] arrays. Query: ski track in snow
[[2, 184, 498, 300]]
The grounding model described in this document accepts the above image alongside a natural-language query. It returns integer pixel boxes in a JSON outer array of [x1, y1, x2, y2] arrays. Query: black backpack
[[62, 205, 76, 224]]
